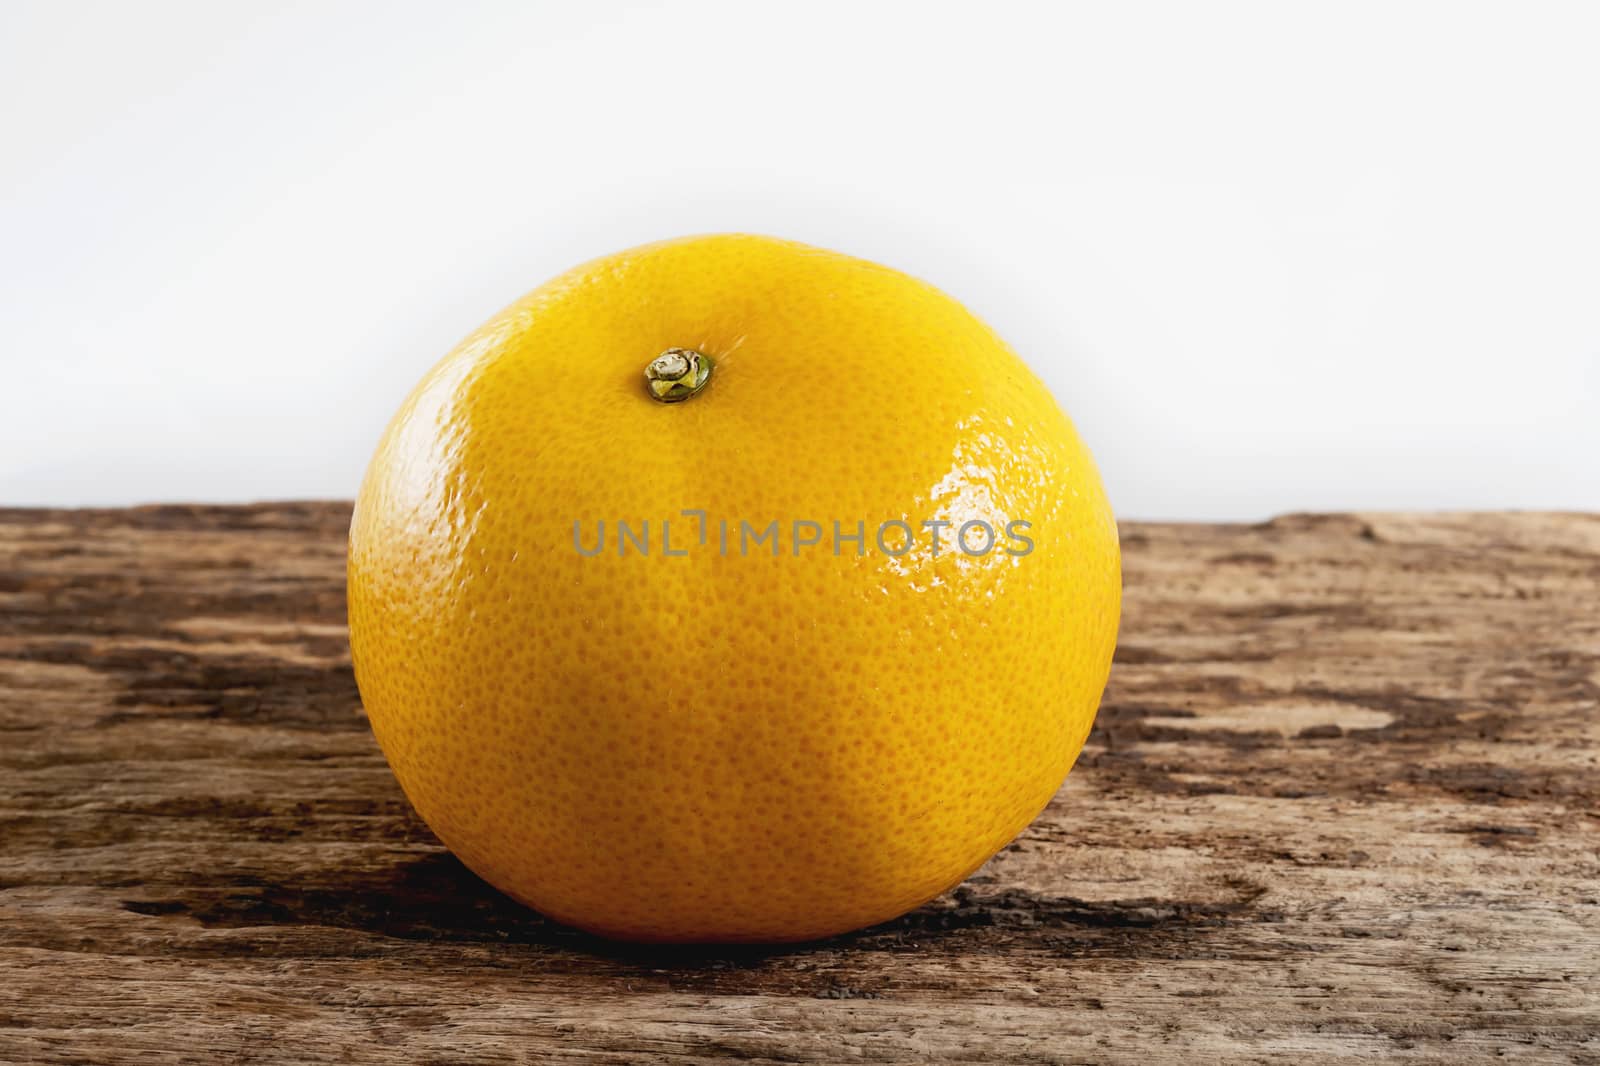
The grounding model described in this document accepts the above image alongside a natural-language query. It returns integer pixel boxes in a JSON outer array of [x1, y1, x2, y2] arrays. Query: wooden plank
[[1, 505, 1597, 1064]]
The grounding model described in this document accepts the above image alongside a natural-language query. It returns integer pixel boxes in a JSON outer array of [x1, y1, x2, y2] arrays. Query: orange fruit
[[348, 234, 1120, 942]]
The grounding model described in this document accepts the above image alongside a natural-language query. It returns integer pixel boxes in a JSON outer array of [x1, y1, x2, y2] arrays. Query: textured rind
[[347, 234, 1121, 942]]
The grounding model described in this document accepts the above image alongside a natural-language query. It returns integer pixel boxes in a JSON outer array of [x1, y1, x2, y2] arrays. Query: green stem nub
[[645, 348, 714, 403]]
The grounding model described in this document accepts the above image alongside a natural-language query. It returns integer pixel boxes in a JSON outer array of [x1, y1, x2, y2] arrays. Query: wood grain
[[2, 505, 1597, 1064]]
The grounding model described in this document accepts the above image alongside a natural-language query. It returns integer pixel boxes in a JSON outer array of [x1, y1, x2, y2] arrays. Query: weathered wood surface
[[1, 505, 1597, 1065]]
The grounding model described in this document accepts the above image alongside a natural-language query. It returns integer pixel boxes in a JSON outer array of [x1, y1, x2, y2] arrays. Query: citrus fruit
[[347, 234, 1121, 943]]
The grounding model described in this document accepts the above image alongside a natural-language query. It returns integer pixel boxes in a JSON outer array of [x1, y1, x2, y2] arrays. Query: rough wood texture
[[2, 505, 1597, 1065]]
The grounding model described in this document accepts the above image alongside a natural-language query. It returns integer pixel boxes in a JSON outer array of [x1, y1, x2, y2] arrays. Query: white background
[[2, 1, 1596, 519]]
